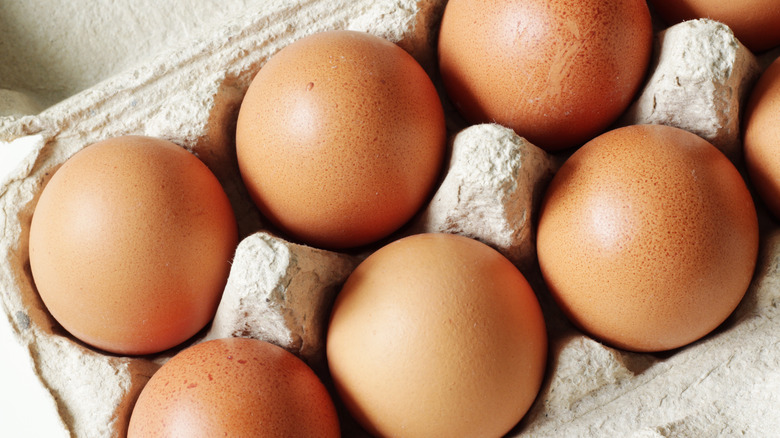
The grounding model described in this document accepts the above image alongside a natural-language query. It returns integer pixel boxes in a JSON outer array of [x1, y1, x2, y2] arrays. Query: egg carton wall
[[1, 1, 779, 437]]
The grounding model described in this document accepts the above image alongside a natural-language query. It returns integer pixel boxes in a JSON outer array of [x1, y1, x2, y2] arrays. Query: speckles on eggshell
[[235, 30, 445, 249], [128, 338, 340, 437], [438, 0, 653, 151], [27, 135, 238, 355], [537, 124, 759, 352]]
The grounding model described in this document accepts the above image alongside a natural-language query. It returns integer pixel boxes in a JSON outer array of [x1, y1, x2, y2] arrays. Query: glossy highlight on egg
[[236, 30, 446, 250], [128, 338, 340, 437], [537, 124, 759, 352], [327, 233, 547, 438], [28, 136, 238, 355], [438, 0, 653, 151]]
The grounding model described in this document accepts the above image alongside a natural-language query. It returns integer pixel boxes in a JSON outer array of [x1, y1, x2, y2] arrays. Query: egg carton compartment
[[1, 1, 780, 437]]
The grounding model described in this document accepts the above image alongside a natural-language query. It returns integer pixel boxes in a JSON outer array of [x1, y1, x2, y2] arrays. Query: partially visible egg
[[128, 338, 340, 437], [28, 136, 237, 355], [437, 0, 652, 151], [327, 233, 547, 438], [649, 0, 780, 53], [744, 57, 780, 219], [236, 30, 446, 249], [537, 124, 759, 352]]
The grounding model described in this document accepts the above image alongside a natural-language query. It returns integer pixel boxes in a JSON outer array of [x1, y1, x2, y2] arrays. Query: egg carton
[[1, 1, 779, 437]]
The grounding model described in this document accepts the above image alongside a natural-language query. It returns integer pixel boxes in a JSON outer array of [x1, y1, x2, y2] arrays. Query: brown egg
[[236, 30, 446, 249], [128, 338, 340, 437], [28, 136, 237, 355], [744, 57, 780, 219], [537, 125, 759, 352], [326, 233, 547, 438], [438, 0, 652, 151], [649, 0, 780, 53]]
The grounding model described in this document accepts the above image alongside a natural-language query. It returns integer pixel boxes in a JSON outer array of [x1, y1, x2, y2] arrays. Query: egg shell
[[128, 337, 340, 437], [236, 30, 446, 249], [437, 0, 653, 151], [649, 0, 780, 53], [28, 136, 238, 355], [537, 124, 759, 352], [326, 233, 547, 438], [744, 56, 780, 219]]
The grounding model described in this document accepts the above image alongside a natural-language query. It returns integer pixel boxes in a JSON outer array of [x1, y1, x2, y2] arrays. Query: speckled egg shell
[[327, 233, 547, 438], [438, 0, 652, 151], [28, 136, 238, 355], [537, 124, 759, 352], [128, 338, 340, 437], [744, 57, 780, 219], [649, 0, 780, 53], [236, 30, 446, 250]]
